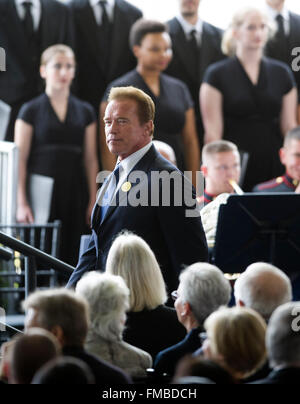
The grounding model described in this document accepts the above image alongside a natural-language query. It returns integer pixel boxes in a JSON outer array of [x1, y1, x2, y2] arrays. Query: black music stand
[[212, 194, 300, 280]]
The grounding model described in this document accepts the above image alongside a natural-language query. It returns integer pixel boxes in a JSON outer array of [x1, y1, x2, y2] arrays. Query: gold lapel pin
[[121, 182, 132, 192]]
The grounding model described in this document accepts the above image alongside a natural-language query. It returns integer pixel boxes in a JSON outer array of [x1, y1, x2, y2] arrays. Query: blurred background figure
[[100, 19, 200, 184], [32, 356, 95, 384], [0, 0, 74, 141], [153, 140, 177, 166], [15, 45, 99, 266], [76, 271, 152, 379], [106, 232, 186, 359], [69, 0, 142, 115], [203, 306, 267, 383], [200, 6, 298, 191], [166, 0, 225, 147]]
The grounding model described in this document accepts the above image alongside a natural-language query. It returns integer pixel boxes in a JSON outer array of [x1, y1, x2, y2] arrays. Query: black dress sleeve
[[17, 100, 37, 125], [202, 61, 224, 92]]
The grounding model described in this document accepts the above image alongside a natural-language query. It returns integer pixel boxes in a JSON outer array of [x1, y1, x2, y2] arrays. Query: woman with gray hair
[[106, 232, 186, 359], [76, 271, 152, 379]]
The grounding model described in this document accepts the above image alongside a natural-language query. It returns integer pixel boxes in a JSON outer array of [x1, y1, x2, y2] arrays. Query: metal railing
[[0, 228, 74, 297]]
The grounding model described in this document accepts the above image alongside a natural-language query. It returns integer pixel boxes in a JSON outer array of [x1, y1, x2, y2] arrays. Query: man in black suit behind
[[0, 0, 75, 141], [265, 0, 300, 111], [67, 86, 208, 294], [166, 0, 225, 146], [69, 0, 142, 114]]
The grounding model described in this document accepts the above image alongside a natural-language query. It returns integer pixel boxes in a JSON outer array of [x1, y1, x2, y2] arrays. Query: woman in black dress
[[100, 19, 200, 186], [15, 45, 99, 266], [200, 7, 298, 191]]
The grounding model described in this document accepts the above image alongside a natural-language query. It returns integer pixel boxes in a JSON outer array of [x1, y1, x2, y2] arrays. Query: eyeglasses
[[171, 290, 178, 301]]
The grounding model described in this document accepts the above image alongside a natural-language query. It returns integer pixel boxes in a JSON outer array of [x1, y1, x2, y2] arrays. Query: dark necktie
[[22, 1, 34, 40], [98, 0, 111, 68], [188, 29, 200, 78], [100, 165, 120, 222], [274, 14, 288, 61]]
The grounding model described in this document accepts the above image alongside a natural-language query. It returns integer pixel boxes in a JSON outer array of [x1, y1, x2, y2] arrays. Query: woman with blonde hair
[[106, 232, 185, 359], [15, 45, 99, 265], [203, 306, 267, 382], [200, 7, 297, 191]]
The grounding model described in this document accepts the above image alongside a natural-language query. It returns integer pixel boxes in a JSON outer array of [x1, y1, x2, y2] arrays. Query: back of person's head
[[10, 328, 60, 384], [234, 262, 292, 321], [106, 232, 167, 311], [153, 140, 177, 166], [222, 7, 274, 56], [40, 44, 75, 67], [204, 306, 267, 379], [179, 263, 232, 325], [32, 357, 95, 385], [129, 18, 168, 48], [76, 271, 129, 341], [202, 140, 239, 166], [174, 356, 235, 385], [22, 289, 89, 347], [266, 302, 300, 369]]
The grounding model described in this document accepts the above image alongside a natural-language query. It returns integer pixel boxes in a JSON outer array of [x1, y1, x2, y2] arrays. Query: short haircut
[[179, 263, 232, 325], [234, 262, 292, 321], [266, 302, 300, 368], [76, 272, 130, 341], [107, 86, 155, 135], [202, 140, 239, 165], [129, 18, 168, 48], [11, 328, 60, 384], [22, 289, 89, 346], [204, 306, 267, 378], [106, 232, 167, 311], [40, 44, 75, 66], [284, 126, 300, 147]]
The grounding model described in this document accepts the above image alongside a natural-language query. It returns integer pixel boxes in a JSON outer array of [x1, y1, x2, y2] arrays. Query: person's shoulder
[[289, 10, 300, 23], [205, 57, 232, 75], [253, 176, 285, 192], [108, 69, 139, 88], [70, 94, 95, 113], [263, 56, 292, 74], [19, 94, 46, 113], [161, 73, 189, 91], [203, 21, 223, 36]]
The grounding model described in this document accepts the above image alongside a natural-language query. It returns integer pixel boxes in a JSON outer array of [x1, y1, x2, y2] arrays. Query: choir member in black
[[200, 7, 298, 191], [15, 45, 99, 266], [100, 19, 200, 185]]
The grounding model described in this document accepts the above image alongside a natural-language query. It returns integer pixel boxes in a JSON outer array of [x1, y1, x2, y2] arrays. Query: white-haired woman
[[105, 232, 186, 359], [200, 7, 297, 191], [76, 272, 152, 379]]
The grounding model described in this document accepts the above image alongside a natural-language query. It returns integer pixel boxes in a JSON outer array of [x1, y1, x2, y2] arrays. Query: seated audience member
[[32, 357, 95, 385], [153, 263, 231, 377], [203, 307, 267, 383], [106, 232, 186, 359], [252, 302, 300, 384], [76, 272, 152, 378], [253, 127, 300, 192], [173, 356, 235, 385], [153, 140, 177, 166], [234, 262, 292, 323], [234, 262, 292, 382], [9, 328, 60, 384], [100, 19, 200, 184], [199, 140, 241, 205], [22, 289, 131, 384]]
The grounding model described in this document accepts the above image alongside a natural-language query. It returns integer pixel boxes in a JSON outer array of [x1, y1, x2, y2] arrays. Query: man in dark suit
[[265, 0, 300, 110], [252, 302, 300, 384], [69, 0, 142, 114], [67, 86, 208, 293], [0, 0, 75, 141], [166, 0, 224, 146]]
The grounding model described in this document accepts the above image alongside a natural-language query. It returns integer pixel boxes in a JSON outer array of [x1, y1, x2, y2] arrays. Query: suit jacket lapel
[[98, 145, 157, 227], [170, 18, 198, 82]]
